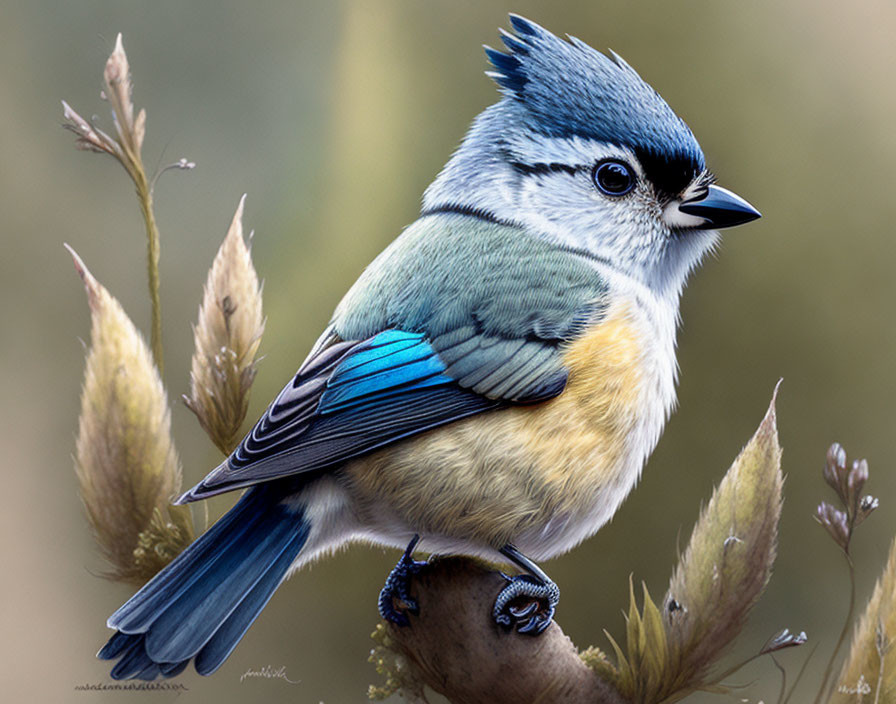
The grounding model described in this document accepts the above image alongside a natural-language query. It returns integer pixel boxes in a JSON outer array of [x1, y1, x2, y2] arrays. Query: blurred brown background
[[2, 1, 895, 702]]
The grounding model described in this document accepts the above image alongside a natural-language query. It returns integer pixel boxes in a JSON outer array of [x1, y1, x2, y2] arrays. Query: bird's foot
[[493, 573, 559, 635], [492, 544, 559, 635], [378, 534, 425, 627]]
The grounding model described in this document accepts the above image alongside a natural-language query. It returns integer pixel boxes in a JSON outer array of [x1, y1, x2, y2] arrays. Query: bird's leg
[[493, 544, 559, 636], [378, 534, 425, 627]]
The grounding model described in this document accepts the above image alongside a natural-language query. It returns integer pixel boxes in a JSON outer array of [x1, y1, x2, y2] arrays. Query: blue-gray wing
[[178, 214, 613, 502], [177, 328, 567, 502]]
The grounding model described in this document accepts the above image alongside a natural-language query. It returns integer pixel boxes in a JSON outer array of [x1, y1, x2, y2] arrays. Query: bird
[[97, 14, 760, 680]]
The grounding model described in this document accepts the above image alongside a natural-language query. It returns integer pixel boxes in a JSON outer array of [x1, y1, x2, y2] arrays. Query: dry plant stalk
[[64, 30, 266, 588], [69, 246, 193, 585], [62, 33, 194, 374], [833, 536, 896, 703], [597, 384, 784, 702], [184, 195, 265, 455], [811, 444, 882, 703]]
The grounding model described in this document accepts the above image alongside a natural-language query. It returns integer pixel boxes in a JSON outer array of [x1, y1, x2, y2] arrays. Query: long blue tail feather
[[109, 638, 157, 680], [97, 631, 135, 660], [194, 527, 308, 675], [108, 490, 269, 633], [98, 485, 309, 680]]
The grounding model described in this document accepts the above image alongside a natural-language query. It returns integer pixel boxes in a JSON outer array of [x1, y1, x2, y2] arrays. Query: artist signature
[[239, 664, 299, 684]]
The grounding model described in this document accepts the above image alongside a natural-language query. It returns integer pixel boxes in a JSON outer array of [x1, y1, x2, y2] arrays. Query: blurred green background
[[2, 0, 894, 702]]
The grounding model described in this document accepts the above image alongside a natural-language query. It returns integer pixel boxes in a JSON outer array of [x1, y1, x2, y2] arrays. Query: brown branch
[[378, 556, 625, 704]]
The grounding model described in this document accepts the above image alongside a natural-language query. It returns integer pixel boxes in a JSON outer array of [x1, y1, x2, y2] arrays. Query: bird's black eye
[[592, 160, 635, 197]]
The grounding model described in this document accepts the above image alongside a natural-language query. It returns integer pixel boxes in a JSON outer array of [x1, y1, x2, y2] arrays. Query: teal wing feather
[[334, 213, 610, 398]]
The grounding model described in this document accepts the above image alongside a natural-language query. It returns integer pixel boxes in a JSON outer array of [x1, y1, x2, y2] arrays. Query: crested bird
[[97, 14, 761, 680]]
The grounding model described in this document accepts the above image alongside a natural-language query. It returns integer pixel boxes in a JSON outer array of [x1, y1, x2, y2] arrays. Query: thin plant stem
[[815, 554, 857, 704], [134, 168, 164, 375], [772, 655, 787, 704], [782, 641, 820, 704], [703, 651, 765, 689], [114, 136, 164, 375]]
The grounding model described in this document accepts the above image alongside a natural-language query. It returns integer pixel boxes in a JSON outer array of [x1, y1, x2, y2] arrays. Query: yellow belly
[[341, 302, 647, 553]]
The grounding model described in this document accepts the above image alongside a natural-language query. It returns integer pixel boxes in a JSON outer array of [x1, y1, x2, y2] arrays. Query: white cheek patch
[[662, 200, 707, 229]]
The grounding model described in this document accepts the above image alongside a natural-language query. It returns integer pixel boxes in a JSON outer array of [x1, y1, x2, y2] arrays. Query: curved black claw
[[493, 574, 560, 635], [378, 535, 426, 627], [493, 544, 559, 636]]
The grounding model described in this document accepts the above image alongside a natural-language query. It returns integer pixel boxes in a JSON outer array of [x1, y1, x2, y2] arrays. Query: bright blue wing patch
[[178, 331, 507, 501], [319, 331, 453, 414]]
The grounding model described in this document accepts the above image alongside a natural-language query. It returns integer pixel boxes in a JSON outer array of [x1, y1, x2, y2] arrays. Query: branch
[[376, 557, 625, 704]]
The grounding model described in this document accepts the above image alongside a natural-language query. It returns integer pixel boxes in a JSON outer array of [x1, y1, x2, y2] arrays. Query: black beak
[[678, 185, 761, 229]]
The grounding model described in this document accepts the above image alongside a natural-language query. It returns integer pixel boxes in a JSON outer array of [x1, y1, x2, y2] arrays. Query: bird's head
[[422, 14, 760, 299]]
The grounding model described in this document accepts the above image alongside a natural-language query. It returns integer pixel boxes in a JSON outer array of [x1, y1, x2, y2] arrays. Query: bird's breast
[[342, 299, 674, 560]]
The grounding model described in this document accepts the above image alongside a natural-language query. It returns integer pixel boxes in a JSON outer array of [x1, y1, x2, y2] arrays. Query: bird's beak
[[677, 185, 761, 229]]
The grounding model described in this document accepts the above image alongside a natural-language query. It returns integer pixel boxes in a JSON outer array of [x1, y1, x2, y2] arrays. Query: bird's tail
[[97, 484, 310, 680]]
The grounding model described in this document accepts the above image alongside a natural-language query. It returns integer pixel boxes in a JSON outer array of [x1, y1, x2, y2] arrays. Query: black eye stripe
[[510, 161, 584, 176], [510, 155, 707, 200]]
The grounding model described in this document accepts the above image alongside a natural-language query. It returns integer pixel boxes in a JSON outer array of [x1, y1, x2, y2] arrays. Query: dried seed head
[[859, 495, 880, 518], [61, 100, 120, 157], [184, 195, 265, 455], [62, 32, 152, 189], [836, 536, 896, 700], [818, 446, 876, 552], [849, 459, 869, 495], [661, 383, 784, 692], [816, 501, 850, 552], [854, 495, 880, 530], [825, 442, 847, 488], [604, 385, 784, 700], [759, 628, 808, 655], [68, 245, 193, 584], [103, 34, 140, 155]]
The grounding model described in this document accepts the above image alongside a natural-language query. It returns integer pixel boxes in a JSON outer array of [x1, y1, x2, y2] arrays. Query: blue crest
[[486, 15, 706, 195]]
